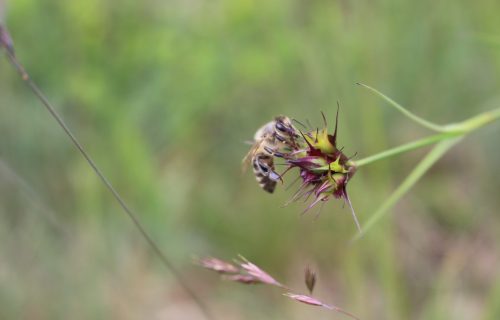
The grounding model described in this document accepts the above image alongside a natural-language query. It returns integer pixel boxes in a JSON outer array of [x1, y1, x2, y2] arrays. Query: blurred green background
[[1, 0, 500, 319]]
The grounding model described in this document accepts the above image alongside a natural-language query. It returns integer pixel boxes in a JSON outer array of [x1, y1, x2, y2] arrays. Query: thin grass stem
[[352, 137, 462, 241], [354, 132, 460, 167], [357, 83, 448, 132], [1, 31, 214, 320]]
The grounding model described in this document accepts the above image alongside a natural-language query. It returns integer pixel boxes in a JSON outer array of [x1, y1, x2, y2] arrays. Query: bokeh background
[[1, 0, 500, 319]]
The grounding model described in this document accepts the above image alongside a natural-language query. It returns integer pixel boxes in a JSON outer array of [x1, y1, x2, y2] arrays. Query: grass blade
[[1, 24, 214, 320], [354, 132, 459, 167], [357, 83, 448, 132], [352, 137, 462, 241]]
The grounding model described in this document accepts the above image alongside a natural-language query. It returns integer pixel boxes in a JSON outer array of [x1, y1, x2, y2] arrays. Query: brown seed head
[[304, 266, 317, 294]]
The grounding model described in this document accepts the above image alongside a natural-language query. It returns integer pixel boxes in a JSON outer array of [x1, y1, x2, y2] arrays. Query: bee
[[243, 116, 298, 193]]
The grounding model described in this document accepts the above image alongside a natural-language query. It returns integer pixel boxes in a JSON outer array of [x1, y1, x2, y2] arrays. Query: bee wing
[[268, 170, 281, 181], [241, 139, 264, 173]]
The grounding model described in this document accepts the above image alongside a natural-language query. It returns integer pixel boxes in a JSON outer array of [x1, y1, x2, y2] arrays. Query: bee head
[[274, 116, 297, 136]]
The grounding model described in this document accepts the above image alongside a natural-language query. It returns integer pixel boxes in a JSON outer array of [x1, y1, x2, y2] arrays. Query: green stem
[[353, 107, 500, 167], [444, 107, 500, 133], [347, 84, 500, 238], [354, 132, 460, 167], [313, 132, 460, 172], [358, 83, 448, 132], [318, 107, 500, 171], [352, 137, 463, 241]]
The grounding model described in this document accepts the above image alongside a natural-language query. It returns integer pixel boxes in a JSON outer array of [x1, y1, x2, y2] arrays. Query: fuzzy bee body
[[243, 116, 298, 193], [252, 153, 277, 193]]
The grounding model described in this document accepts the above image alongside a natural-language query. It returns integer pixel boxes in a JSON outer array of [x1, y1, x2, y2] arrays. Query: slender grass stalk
[[352, 106, 500, 168], [345, 84, 500, 239], [352, 137, 463, 241], [314, 132, 460, 172], [313, 105, 500, 172], [356, 83, 448, 132], [312, 105, 500, 173], [444, 107, 500, 133], [354, 132, 459, 167], [1, 25, 214, 320]]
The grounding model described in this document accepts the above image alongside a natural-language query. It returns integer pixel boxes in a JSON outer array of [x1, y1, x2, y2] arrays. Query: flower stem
[[354, 132, 460, 167], [314, 132, 460, 171], [353, 106, 500, 167], [349, 84, 500, 238], [352, 137, 463, 241], [444, 107, 500, 133], [357, 83, 448, 132]]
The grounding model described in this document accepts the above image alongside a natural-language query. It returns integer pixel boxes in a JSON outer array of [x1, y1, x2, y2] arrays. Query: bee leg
[[254, 157, 272, 175], [273, 151, 286, 158], [263, 146, 285, 158]]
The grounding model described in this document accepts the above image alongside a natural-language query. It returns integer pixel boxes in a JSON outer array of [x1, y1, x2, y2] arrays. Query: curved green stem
[[317, 107, 500, 171], [348, 84, 500, 239], [357, 83, 448, 132], [352, 106, 500, 168]]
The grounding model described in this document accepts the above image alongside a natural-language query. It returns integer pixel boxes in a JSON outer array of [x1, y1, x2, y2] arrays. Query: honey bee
[[243, 116, 298, 193]]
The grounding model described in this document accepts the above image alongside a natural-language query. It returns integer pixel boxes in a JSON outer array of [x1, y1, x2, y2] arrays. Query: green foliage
[[1, 0, 500, 319]]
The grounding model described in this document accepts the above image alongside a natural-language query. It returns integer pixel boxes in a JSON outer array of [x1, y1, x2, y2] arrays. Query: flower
[[262, 109, 361, 231]]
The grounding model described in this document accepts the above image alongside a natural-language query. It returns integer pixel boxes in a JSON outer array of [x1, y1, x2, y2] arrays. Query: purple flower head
[[243, 108, 361, 230], [252, 109, 361, 231]]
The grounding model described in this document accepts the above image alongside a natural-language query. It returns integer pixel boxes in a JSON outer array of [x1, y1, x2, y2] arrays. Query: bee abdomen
[[252, 155, 277, 193], [254, 170, 277, 193], [260, 178, 277, 193]]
